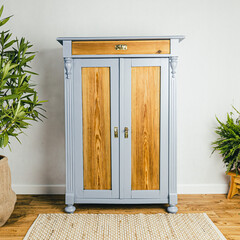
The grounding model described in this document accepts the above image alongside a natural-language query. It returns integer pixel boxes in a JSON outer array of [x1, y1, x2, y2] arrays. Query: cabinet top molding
[[57, 36, 185, 45]]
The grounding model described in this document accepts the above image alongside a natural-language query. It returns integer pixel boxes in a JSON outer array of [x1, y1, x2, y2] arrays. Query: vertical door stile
[[120, 58, 132, 199], [110, 60, 120, 198]]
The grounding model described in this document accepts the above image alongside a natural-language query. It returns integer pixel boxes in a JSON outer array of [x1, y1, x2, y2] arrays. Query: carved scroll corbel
[[169, 56, 178, 78], [64, 58, 72, 79]]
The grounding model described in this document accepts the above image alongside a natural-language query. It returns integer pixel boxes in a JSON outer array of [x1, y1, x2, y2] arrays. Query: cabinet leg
[[65, 204, 76, 214], [167, 204, 178, 214]]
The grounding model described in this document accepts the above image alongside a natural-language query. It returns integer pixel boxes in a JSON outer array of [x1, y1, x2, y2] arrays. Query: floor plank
[[0, 194, 239, 239]]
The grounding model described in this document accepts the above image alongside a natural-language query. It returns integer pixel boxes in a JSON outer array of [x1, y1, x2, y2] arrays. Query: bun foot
[[65, 204, 76, 213], [167, 204, 178, 214]]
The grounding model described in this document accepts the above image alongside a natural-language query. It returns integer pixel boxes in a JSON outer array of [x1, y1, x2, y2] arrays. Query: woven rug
[[24, 213, 226, 240]]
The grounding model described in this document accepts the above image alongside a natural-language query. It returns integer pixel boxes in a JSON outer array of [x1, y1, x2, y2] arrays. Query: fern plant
[[0, 5, 46, 149], [212, 107, 240, 174]]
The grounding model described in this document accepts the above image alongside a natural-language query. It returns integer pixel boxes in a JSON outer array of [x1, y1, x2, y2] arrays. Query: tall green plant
[[0, 6, 46, 149], [212, 107, 240, 174]]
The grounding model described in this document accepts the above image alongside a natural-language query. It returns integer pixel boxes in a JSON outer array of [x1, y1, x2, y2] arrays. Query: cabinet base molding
[[74, 198, 169, 204]]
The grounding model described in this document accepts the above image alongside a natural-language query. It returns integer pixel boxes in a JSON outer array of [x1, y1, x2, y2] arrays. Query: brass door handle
[[114, 127, 118, 138], [124, 127, 128, 138], [115, 44, 127, 51]]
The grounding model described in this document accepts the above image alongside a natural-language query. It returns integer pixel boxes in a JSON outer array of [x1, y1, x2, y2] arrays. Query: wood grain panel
[[72, 40, 170, 55], [131, 67, 160, 190], [82, 67, 111, 190]]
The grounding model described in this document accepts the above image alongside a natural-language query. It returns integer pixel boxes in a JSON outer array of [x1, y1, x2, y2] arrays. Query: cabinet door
[[74, 59, 119, 199], [120, 58, 168, 199]]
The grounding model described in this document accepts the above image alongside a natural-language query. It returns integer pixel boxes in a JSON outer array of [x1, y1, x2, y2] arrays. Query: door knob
[[124, 127, 128, 138]]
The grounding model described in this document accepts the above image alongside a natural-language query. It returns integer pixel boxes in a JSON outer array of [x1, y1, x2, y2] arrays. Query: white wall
[[2, 0, 240, 194]]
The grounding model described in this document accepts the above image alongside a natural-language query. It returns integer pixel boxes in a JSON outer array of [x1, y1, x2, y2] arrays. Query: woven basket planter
[[0, 155, 16, 227]]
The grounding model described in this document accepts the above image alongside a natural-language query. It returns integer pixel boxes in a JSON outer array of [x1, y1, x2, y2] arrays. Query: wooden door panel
[[82, 67, 111, 190], [131, 66, 160, 190]]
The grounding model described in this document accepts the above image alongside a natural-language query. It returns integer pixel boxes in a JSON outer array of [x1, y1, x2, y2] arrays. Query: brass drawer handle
[[115, 44, 127, 51], [114, 127, 118, 138], [124, 127, 128, 138]]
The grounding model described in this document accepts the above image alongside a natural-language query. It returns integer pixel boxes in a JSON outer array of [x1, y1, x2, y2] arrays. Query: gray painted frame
[[120, 58, 169, 200], [58, 36, 183, 213], [73, 59, 120, 199]]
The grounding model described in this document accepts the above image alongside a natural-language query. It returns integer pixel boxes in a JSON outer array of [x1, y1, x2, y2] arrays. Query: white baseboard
[[12, 184, 65, 194], [177, 184, 228, 194], [12, 184, 229, 195]]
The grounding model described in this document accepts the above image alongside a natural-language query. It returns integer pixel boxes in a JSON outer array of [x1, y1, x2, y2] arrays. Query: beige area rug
[[24, 213, 226, 240]]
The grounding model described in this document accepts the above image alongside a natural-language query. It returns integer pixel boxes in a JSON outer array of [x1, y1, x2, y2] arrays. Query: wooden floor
[[0, 194, 239, 240]]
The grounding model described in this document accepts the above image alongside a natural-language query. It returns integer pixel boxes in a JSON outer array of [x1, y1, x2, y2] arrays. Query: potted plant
[[212, 106, 240, 174], [0, 6, 46, 226]]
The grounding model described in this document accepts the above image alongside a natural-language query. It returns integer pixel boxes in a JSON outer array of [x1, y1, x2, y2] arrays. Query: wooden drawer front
[[72, 40, 170, 55]]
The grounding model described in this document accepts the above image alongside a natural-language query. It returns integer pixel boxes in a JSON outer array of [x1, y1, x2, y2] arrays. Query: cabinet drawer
[[72, 40, 170, 55]]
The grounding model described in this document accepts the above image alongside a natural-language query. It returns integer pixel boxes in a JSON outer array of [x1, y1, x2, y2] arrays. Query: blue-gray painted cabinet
[[57, 36, 184, 214]]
